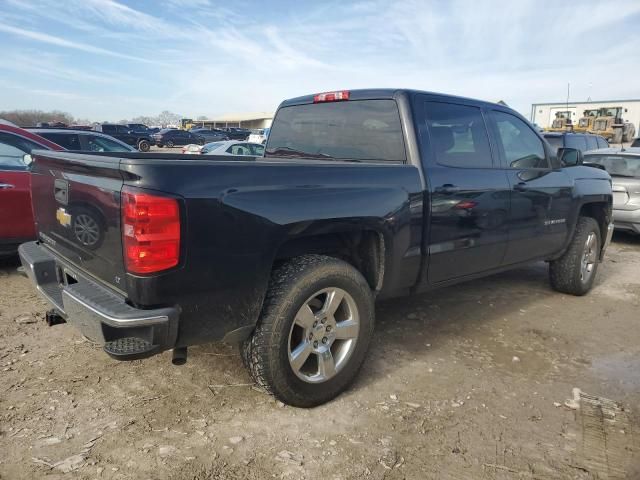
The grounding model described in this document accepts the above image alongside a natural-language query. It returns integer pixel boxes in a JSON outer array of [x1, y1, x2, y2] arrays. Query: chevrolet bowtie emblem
[[56, 207, 71, 227]]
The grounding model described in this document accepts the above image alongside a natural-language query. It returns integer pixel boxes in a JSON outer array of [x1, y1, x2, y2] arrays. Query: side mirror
[[558, 147, 583, 167], [23, 154, 33, 167]]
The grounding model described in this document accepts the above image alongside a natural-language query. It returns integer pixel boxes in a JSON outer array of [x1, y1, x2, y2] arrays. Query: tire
[[612, 129, 623, 144], [242, 255, 374, 407], [137, 140, 150, 152], [166, 140, 174, 148], [549, 216, 601, 296]]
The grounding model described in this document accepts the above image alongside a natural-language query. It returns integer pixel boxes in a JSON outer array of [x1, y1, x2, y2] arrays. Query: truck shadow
[[351, 252, 621, 392]]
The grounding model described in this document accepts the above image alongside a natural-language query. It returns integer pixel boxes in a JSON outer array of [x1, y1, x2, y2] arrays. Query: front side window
[[266, 99, 406, 162], [84, 135, 132, 152], [424, 102, 493, 168], [492, 111, 548, 169], [227, 143, 252, 155]]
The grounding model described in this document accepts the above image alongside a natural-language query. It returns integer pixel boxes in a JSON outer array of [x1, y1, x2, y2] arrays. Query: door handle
[[0, 183, 15, 189], [435, 184, 460, 194], [513, 182, 528, 192]]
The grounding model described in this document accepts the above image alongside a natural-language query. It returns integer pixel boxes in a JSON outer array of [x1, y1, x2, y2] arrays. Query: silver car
[[584, 147, 640, 234]]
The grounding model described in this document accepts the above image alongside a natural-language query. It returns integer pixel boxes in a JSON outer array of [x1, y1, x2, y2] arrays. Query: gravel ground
[[1, 233, 639, 479]]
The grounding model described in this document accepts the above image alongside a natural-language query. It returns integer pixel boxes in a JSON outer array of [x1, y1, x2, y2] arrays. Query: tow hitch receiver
[[45, 309, 66, 326]]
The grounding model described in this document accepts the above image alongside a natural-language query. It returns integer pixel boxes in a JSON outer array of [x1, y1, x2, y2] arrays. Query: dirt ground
[[1, 234, 639, 480]]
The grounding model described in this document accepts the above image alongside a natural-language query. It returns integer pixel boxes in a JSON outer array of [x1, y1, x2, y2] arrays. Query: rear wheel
[[612, 128, 623, 144], [549, 216, 601, 296], [242, 255, 374, 407]]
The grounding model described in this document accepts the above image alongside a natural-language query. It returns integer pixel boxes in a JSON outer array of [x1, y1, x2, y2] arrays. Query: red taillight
[[454, 200, 478, 210], [313, 90, 350, 103], [121, 189, 180, 274]]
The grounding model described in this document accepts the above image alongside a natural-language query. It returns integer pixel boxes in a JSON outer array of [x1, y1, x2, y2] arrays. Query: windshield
[[584, 154, 640, 177], [266, 99, 406, 162]]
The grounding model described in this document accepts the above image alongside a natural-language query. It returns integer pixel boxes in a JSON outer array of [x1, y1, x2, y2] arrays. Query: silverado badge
[[56, 207, 71, 227]]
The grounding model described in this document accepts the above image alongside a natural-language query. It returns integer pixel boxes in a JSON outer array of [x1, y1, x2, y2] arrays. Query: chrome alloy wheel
[[73, 213, 100, 246], [287, 287, 360, 383], [580, 232, 598, 282]]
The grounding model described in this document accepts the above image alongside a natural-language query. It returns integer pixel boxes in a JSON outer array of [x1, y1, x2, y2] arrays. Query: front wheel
[[166, 140, 174, 148], [242, 255, 374, 407], [549, 216, 601, 296], [137, 140, 150, 152]]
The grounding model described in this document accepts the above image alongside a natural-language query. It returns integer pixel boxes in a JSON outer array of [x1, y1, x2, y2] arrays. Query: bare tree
[[0, 109, 74, 127]]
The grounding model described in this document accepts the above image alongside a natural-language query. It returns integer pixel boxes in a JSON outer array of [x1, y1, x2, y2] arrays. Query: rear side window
[[424, 102, 492, 168], [40, 133, 81, 150], [565, 135, 588, 151], [491, 111, 548, 169], [101, 125, 116, 134], [597, 136, 610, 148], [585, 135, 598, 151], [266, 100, 405, 162]]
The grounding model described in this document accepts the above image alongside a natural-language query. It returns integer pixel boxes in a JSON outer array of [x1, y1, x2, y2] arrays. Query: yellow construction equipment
[[546, 111, 573, 132], [573, 109, 599, 133], [589, 107, 637, 144]]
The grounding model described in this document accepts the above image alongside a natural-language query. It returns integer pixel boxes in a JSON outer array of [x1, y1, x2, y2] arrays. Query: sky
[[1, 0, 639, 122]]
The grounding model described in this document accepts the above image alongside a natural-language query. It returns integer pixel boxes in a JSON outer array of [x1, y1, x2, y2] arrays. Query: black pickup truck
[[19, 89, 613, 407]]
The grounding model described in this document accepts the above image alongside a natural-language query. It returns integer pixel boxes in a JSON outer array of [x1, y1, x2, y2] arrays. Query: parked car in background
[[631, 137, 640, 148], [28, 128, 136, 152], [248, 128, 270, 144], [584, 147, 640, 234], [543, 132, 609, 153], [153, 129, 205, 148], [221, 127, 251, 140], [0, 123, 64, 256], [189, 128, 230, 142], [200, 140, 265, 156], [94, 124, 154, 152]]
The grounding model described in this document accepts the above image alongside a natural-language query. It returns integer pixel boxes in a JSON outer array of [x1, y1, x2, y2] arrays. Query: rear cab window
[[265, 99, 406, 162]]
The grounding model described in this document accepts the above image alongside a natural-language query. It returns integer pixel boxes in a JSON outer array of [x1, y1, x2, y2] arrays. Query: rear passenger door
[[419, 100, 511, 284], [488, 110, 573, 264]]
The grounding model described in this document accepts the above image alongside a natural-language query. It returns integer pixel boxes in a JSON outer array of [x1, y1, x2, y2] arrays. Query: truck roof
[[279, 88, 506, 109]]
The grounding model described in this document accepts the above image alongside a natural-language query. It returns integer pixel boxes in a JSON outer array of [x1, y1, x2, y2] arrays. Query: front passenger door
[[489, 110, 573, 264]]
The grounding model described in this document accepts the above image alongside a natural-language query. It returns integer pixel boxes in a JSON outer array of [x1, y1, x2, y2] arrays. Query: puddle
[[591, 352, 640, 392]]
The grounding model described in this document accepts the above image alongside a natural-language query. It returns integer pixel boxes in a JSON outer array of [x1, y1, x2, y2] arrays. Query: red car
[[0, 122, 64, 257]]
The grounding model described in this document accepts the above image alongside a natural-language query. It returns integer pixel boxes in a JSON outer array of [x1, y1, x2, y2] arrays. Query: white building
[[530, 99, 640, 131]]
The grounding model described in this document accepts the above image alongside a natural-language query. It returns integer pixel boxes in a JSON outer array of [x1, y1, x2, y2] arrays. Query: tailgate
[[30, 151, 125, 291]]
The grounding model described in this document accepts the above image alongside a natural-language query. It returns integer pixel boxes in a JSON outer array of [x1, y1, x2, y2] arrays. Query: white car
[[247, 128, 270, 145], [200, 140, 265, 156]]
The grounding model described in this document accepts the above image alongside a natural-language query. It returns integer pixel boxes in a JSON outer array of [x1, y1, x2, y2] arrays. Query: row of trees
[[0, 110, 183, 128]]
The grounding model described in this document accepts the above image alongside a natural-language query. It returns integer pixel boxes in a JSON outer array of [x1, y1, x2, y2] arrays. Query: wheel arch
[[273, 229, 386, 293]]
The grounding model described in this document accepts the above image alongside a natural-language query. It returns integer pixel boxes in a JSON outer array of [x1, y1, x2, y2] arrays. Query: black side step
[[104, 337, 161, 361]]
